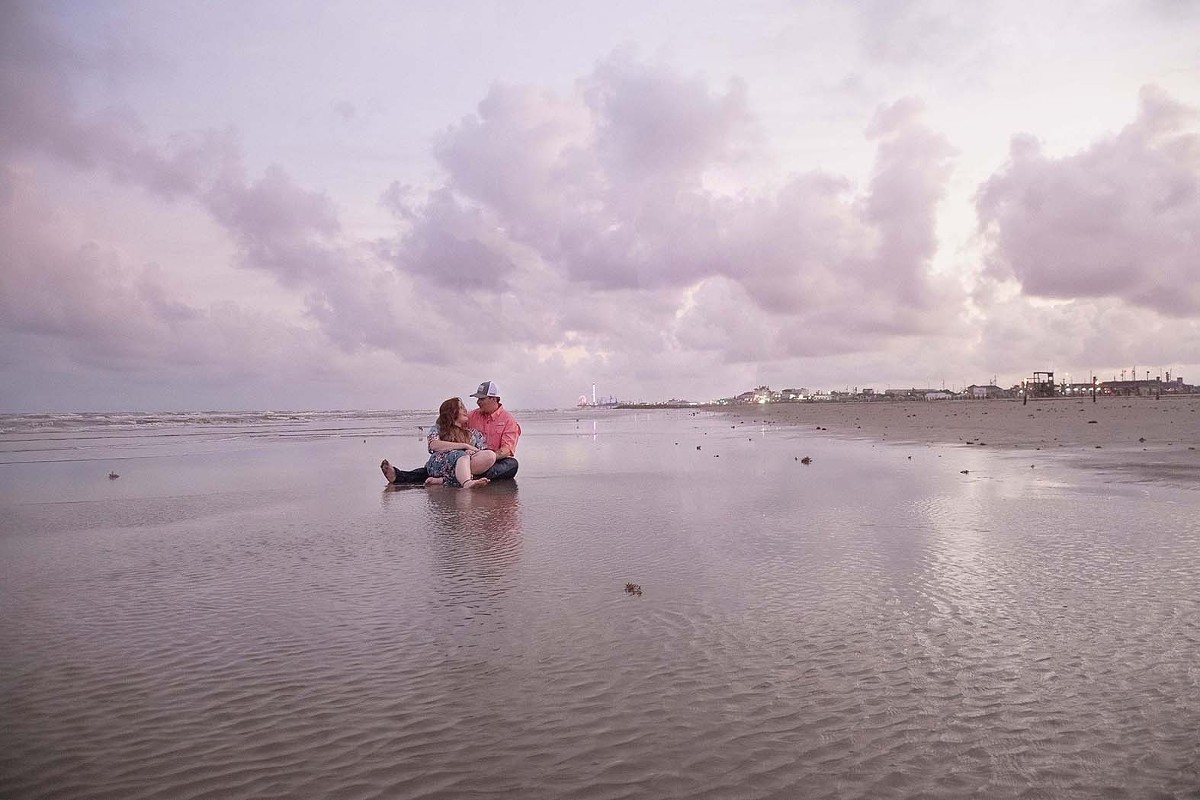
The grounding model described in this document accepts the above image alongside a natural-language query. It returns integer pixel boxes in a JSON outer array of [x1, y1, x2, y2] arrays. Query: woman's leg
[[456, 453, 489, 489], [455, 452, 475, 486], [469, 449, 497, 476]]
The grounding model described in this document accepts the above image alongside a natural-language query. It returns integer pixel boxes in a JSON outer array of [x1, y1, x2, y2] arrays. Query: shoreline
[[709, 395, 1200, 486]]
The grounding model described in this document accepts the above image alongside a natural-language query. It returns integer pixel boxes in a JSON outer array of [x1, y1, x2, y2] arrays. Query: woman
[[424, 397, 496, 488]]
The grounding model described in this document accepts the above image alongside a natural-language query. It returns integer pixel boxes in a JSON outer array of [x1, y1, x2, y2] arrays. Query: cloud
[[1, 3, 349, 293], [7, 1, 1196, 411], [3, 4, 969, 386], [584, 54, 755, 185], [379, 185, 519, 292], [420, 55, 758, 292], [206, 164, 342, 287], [394, 61, 962, 355], [970, 293, 1200, 381], [977, 85, 1200, 316], [0, 168, 309, 378], [854, 0, 990, 65]]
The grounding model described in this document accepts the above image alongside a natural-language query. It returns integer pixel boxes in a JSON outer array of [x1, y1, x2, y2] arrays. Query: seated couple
[[381, 381, 521, 489]]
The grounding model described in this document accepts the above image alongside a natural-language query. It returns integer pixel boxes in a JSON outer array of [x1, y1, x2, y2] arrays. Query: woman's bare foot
[[380, 459, 397, 483], [462, 478, 490, 489], [424, 477, 444, 487]]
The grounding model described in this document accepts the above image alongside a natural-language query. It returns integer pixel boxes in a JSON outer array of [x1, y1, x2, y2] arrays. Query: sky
[[2, 0, 1199, 412]]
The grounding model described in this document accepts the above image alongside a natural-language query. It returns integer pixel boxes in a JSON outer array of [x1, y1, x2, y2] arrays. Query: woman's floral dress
[[425, 424, 486, 487]]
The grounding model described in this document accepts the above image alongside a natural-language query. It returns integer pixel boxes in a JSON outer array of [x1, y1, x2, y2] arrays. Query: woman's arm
[[428, 436, 476, 453]]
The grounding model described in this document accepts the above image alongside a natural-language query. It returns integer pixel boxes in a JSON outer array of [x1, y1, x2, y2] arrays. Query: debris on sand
[[108, 472, 119, 479], [624, 583, 643, 597], [800, 456, 812, 464]]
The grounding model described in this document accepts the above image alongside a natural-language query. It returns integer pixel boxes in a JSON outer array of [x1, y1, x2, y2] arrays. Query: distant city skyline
[[3, 1, 1199, 412]]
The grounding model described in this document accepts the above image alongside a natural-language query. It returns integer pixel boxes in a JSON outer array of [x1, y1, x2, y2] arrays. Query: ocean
[[1, 409, 1197, 798]]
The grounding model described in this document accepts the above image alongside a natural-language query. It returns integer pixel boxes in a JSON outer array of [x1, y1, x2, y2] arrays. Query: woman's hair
[[435, 397, 472, 443]]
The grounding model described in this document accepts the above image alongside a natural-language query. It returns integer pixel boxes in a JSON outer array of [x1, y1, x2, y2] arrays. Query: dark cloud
[[977, 85, 1200, 316], [206, 165, 341, 287], [379, 186, 517, 292]]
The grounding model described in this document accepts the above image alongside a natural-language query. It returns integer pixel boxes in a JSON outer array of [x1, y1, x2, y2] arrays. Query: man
[[466, 381, 520, 481], [381, 379, 521, 485]]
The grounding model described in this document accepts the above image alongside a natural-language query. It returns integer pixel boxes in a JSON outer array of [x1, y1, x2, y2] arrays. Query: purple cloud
[[206, 165, 342, 288], [379, 185, 517, 292], [977, 85, 1200, 316], [583, 53, 754, 184], [402, 60, 960, 350]]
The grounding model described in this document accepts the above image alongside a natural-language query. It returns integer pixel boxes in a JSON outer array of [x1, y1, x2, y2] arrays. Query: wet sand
[[718, 395, 1200, 483], [3, 410, 1200, 798]]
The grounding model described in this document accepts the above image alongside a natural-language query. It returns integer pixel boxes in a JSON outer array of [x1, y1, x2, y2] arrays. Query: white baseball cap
[[470, 380, 501, 399]]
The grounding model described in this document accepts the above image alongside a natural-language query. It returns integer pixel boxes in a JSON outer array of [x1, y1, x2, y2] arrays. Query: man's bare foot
[[424, 477, 444, 487], [462, 478, 490, 489], [380, 459, 397, 483]]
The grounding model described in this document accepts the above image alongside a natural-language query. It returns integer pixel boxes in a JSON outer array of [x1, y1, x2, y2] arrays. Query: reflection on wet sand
[[423, 480, 521, 534], [422, 482, 523, 601]]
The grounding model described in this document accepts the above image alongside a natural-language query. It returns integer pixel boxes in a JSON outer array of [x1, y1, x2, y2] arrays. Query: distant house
[[885, 388, 941, 400], [1101, 379, 1164, 397], [1061, 383, 1097, 397], [967, 384, 1008, 399], [732, 385, 775, 404]]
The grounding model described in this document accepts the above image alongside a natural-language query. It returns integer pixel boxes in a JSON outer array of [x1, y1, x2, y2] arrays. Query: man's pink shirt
[[468, 405, 521, 456]]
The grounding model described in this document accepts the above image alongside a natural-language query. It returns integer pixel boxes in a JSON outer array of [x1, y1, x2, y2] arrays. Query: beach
[[2, 409, 1198, 798], [720, 395, 1200, 485]]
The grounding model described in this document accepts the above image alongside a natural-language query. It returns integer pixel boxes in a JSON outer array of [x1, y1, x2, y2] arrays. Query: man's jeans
[[390, 457, 519, 485]]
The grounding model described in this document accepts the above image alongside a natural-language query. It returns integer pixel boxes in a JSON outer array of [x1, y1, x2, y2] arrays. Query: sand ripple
[[3, 439, 1199, 799]]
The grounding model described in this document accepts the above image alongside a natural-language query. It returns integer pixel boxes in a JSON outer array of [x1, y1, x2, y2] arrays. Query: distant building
[[1101, 379, 1164, 397], [884, 388, 942, 400], [731, 385, 775, 404], [1024, 371, 1056, 398], [967, 384, 1009, 399]]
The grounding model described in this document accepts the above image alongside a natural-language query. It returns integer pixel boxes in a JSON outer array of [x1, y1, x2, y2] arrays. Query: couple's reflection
[[421, 482, 523, 601]]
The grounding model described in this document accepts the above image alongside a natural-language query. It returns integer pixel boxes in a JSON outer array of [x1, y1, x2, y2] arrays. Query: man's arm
[[495, 421, 521, 460]]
